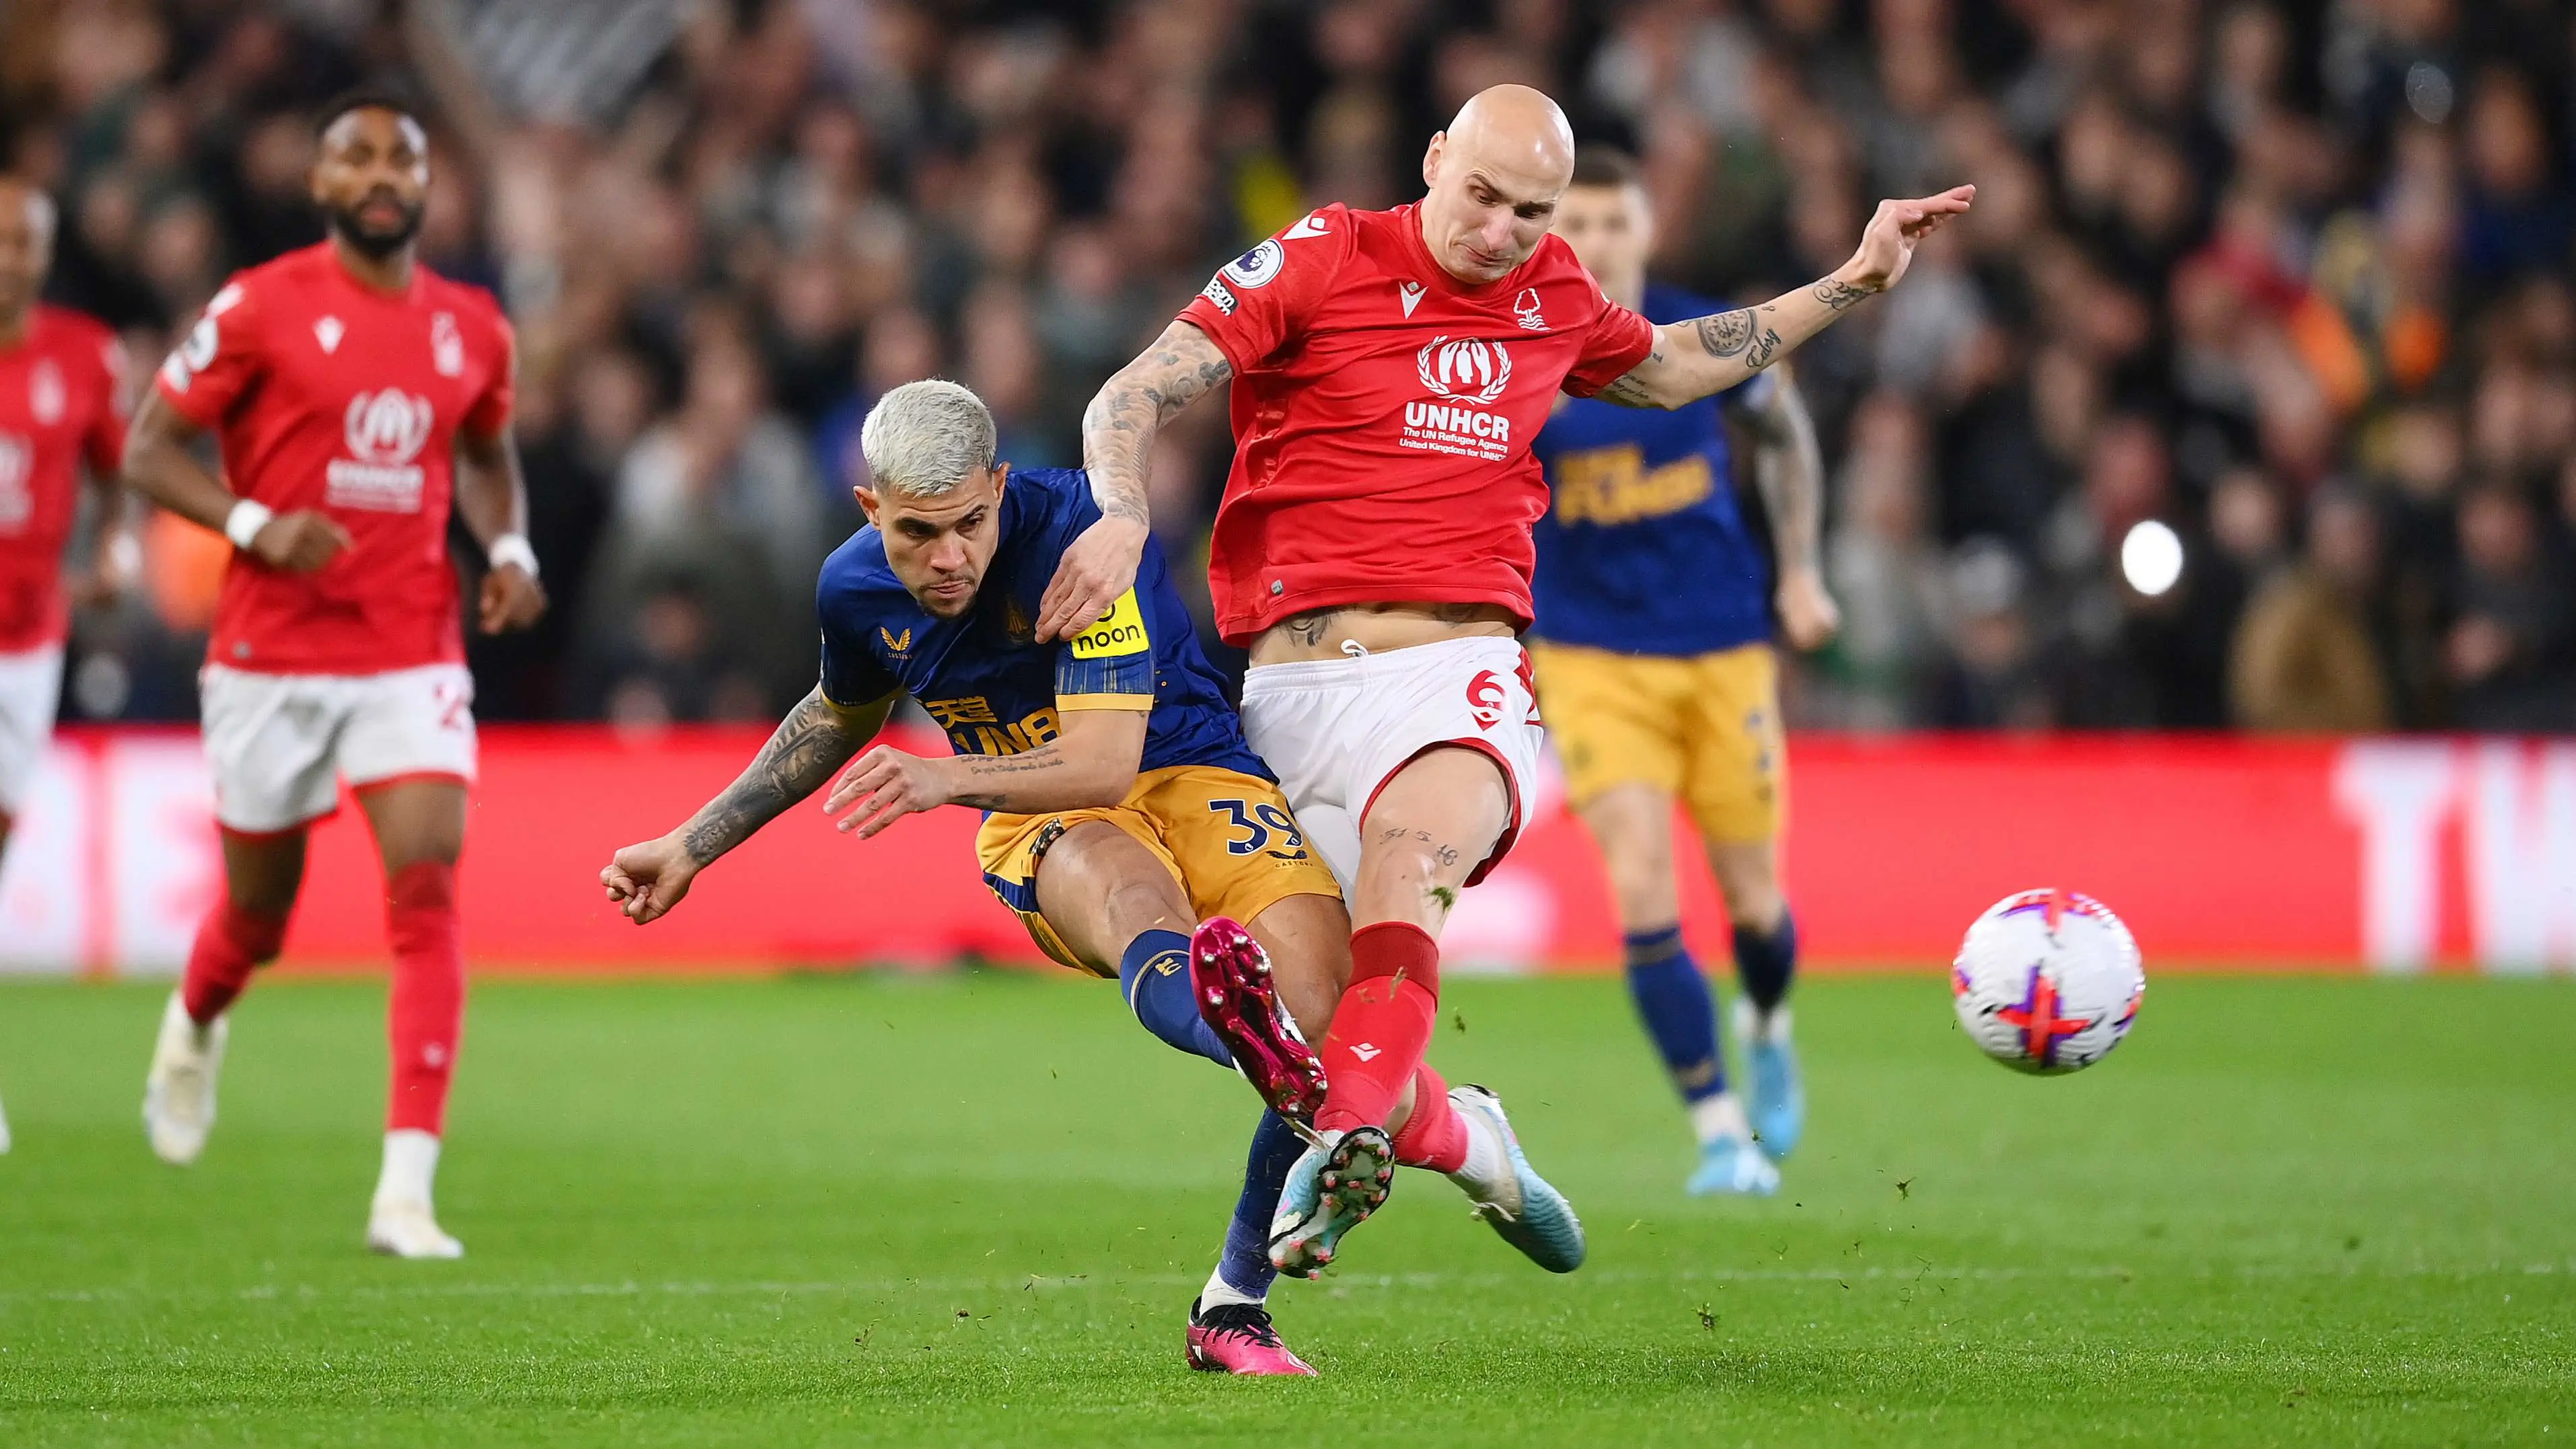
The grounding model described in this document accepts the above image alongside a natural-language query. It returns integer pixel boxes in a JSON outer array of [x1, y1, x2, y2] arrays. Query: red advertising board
[[3, 728, 2571, 976]]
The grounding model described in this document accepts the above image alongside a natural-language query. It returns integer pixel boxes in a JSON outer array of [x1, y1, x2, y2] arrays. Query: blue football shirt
[[1530, 283, 1775, 656], [816, 466, 1271, 780]]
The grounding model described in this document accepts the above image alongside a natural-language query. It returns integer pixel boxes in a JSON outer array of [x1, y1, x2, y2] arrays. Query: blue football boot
[[1686, 1132, 1781, 1196], [1735, 1000, 1804, 1160], [1448, 1084, 1585, 1273]]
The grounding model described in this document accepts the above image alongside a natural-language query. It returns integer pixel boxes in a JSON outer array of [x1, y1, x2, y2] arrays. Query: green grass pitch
[[1, 971, 2571, 1446]]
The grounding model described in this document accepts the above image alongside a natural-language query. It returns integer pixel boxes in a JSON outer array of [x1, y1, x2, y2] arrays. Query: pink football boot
[[1185, 1299, 1318, 1376], [1189, 917, 1329, 1121]]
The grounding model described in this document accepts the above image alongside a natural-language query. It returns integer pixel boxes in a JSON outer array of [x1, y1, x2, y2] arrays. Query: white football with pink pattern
[[1952, 889, 2145, 1075]]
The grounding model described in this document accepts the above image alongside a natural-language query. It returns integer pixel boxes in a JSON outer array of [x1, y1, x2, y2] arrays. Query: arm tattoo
[[1081, 322, 1232, 528], [1695, 307, 1783, 370], [679, 690, 864, 865], [1812, 277, 1874, 311], [1596, 367, 1660, 408], [949, 744, 1087, 811]]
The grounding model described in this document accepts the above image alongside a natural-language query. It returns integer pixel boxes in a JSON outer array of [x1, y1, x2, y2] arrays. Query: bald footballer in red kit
[[1038, 83, 1971, 1275], [123, 92, 546, 1258]]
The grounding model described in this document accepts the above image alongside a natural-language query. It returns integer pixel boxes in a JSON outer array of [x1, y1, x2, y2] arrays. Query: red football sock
[[385, 861, 466, 1136], [1388, 1062, 1468, 1173], [1314, 922, 1441, 1136], [182, 898, 289, 1025]]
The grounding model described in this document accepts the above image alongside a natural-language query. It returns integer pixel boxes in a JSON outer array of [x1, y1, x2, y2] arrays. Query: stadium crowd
[[5, 0, 2573, 732]]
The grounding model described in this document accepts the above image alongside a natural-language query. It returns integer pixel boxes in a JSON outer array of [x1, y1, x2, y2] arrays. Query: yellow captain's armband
[[1070, 589, 1150, 659]]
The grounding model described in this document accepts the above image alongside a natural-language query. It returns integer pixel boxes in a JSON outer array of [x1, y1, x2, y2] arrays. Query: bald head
[[1418, 85, 1578, 285], [0, 178, 57, 329], [1444, 86, 1575, 184]]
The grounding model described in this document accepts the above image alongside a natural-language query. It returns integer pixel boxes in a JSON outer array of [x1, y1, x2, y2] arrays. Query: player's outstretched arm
[[1728, 364, 1839, 651], [122, 389, 351, 573], [601, 688, 893, 924], [1598, 186, 1975, 410], [1036, 322, 1233, 642], [824, 707, 1148, 839]]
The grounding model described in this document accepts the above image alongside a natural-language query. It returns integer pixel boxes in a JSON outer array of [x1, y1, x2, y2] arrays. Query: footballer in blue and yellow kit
[[814, 464, 1340, 973], [1531, 281, 1787, 848], [1530, 151, 1841, 1199], [603, 383, 1346, 1372]]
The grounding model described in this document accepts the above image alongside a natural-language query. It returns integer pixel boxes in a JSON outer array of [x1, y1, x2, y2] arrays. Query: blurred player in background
[[1043, 83, 1966, 1273], [1533, 148, 1835, 1197], [0, 175, 134, 1156], [605, 381, 1392, 1375], [121, 92, 545, 1257]]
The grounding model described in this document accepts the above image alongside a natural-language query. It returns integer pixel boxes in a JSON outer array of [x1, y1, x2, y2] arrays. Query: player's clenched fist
[[824, 745, 954, 839], [248, 509, 354, 574], [601, 835, 700, 924], [478, 562, 546, 634], [1775, 568, 1842, 652]]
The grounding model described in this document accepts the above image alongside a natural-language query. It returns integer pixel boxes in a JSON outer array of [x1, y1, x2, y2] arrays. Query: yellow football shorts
[[975, 764, 1344, 975], [1529, 640, 1786, 844]]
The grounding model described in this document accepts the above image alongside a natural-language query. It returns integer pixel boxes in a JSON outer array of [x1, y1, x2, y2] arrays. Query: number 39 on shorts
[[1207, 798, 1307, 859]]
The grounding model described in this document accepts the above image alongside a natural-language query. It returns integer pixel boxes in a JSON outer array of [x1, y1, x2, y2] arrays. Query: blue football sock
[[1119, 929, 1232, 1068], [1732, 912, 1799, 1015], [1216, 1110, 1302, 1300], [1623, 926, 1725, 1103]]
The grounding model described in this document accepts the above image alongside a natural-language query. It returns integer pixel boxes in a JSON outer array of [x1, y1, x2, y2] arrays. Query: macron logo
[[1399, 282, 1426, 318], [314, 317, 344, 354], [1282, 211, 1331, 240], [1350, 1043, 1381, 1062]]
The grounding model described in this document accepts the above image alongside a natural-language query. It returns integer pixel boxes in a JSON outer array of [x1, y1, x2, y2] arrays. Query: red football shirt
[[155, 244, 513, 674], [0, 305, 126, 653], [1177, 202, 1654, 643]]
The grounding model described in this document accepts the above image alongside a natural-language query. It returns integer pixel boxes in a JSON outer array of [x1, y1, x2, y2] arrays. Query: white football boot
[[366, 1129, 464, 1259], [365, 1198, 465, 1259], [143, 990, 228, 1165], [0, 1086, 12, 1154]]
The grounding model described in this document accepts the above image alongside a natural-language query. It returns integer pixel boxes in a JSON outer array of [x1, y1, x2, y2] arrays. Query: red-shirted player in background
[[122, 92, 544, 1258], [1036, 85, 1967, 1276], [0, 176, 134, 1156]]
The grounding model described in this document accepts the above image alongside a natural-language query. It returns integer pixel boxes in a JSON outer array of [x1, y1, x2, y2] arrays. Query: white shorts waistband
[[1239, 633, 1523, 697]]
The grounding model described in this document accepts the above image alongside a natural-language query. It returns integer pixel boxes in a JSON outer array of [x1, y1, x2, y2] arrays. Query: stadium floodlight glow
[[2120, 519, 2183, 597]]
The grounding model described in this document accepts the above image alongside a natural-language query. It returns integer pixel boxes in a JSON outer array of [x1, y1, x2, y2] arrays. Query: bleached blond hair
[[859, 379, 997, 496]]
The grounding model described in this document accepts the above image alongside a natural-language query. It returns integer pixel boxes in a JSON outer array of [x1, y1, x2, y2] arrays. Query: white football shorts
[[1237, 633, 1543, 901], [198, 661, 477, 835], [0, 644, 65, 817]]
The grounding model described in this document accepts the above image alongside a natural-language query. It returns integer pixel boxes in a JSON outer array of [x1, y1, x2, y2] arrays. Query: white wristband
[[486, 533, 539, 578], [222, 499, 274, 551]]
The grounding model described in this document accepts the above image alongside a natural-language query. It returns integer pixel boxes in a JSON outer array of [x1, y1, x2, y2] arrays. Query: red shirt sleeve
[[154, 278, 262, 429], [1175, 205, 1354, 374], [1561, 294, 1656, 399], [82, 330, 130, 477], [463, 309, 515, 440]]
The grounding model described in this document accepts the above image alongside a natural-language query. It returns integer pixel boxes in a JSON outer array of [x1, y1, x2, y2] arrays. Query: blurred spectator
[[2230, 488, 2396, 731], [3, 0, 2569, 734], [2444, 481, 2575, 729], [610, 337, 833, 604], [1927, 542, 2051, 730], [1820, 392, 1949, 729]]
